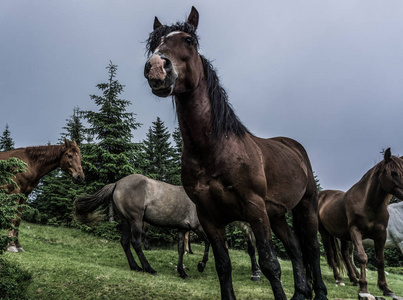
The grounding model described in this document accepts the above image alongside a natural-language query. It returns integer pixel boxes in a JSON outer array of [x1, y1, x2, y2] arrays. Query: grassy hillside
[[4, 222, 403, 299]]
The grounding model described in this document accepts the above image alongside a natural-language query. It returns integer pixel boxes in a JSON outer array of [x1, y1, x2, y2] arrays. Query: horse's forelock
[[146, 22, 199, 57]]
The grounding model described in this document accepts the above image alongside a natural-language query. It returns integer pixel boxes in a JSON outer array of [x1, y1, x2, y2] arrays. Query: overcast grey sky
[[1, 0, 402, 192]]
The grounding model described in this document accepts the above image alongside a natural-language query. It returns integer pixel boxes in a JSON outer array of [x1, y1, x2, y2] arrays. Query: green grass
[[3, 222, 403, 299]]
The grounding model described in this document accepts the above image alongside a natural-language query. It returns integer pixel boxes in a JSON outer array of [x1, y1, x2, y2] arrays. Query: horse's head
[[144, 6, 201, 97], [379, 148, 403, 200], [60, 139, 85, 184]]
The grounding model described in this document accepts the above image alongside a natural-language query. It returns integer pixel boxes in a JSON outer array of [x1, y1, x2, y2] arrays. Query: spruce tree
[[140, 117, 174, 183], [169, 127, 183, 185], [0, 124, 15, 152], [81, 61, 141, 221], [82, 61, 141, 186]]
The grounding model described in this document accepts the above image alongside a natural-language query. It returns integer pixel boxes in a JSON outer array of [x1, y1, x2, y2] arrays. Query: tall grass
[[3, 222, 403, 299]]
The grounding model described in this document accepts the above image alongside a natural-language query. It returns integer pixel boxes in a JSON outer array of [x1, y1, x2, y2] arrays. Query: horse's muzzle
[[72, 173, 85, 184], [144, 53, 177, 97]]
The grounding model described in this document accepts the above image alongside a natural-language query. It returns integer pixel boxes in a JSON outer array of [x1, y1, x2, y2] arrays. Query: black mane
[[199, 55, 249, 138]]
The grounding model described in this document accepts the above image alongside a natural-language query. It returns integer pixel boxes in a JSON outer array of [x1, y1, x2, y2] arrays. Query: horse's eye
[[67, 154, 73, 159], [391, 171, 399, 178], [184, 37, 193, 45]]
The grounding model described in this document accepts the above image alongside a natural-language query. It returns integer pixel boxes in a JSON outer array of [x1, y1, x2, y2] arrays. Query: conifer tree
[[169, 127, 183, 185], [81, 61, 141, 221], [0, 124, 15, 152], [81, 61, 141, 187], [140, 117, 174, 182]]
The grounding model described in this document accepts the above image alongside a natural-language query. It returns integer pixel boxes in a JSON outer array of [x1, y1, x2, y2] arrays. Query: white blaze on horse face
[[154, 31, 182, 53]]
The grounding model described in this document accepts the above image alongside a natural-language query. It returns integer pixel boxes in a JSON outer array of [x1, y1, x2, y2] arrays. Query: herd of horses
[[2, 6, 403, 300]]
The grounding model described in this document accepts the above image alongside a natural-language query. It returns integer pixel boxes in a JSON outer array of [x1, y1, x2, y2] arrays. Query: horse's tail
[[321, 228, 346, 274], [73, 183, 116, 225]]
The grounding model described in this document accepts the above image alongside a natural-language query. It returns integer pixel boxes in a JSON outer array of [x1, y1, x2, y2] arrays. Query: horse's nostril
[[164, 58, 171, 68], [144, 61, 151, 78]]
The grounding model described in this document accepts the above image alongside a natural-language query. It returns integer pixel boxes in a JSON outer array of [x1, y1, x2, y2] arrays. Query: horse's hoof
[[17, 247, 25, 252], [197, 261, 206, 273], [7, 246, 19, 253], [313, 290, 328, 300], [336, 280, 345, 286], [180, 274, 188, 280], [250, 275, 260, 281], [358, 293, 376, 300]]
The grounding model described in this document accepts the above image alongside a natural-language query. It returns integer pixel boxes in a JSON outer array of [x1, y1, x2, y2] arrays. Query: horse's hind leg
[[193, 226, 209, 273], [271, 216, 311, 299], [142, 222, 151, 250], [340, 241, 359, 286], [184, 231, 193, 254], [176, 230, 188, 279], [120, 220, 142, 271], [246, 237, 261, 281], [319, 222, 344, 285], [294, 195, 328, 300], [130, 219, 157, 275]]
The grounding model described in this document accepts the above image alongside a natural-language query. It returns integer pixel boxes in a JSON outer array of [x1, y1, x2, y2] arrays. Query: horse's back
[[252, 136, 315, 211], [113, 174, 197, 229], [318, 190, 350, 238]]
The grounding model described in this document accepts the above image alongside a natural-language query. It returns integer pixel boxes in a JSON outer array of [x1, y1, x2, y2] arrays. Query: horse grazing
[[144, 7, 327, 300], [74, 174, 210, 279], [362, 201, 403, 254], [0, 139, 84, 252], [318, 149, 403, 299]]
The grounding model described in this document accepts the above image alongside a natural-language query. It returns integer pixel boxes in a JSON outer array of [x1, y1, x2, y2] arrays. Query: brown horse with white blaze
[[0, 139, 84, 252], [144, 7, 327, 300], [318, 148, 403, 300]]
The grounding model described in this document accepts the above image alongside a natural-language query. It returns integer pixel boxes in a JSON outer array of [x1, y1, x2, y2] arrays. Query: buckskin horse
[[74, 173, 211, 279], [318, 148, 403, 300], [144, 7, 327, 300], [0, 139, 84, 252]]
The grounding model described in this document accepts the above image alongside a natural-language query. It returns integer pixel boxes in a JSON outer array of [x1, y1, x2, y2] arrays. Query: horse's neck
[[24, 145, 64, 180], [360, 170, 391, 208], [175, 85, 215, 153]]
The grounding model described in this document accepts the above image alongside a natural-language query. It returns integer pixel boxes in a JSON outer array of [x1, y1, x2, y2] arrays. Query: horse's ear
[[64, 138, 70, 148], [187, 6, 199, 30], [153, 17, 162, 30], [384, 148, 392, 163]]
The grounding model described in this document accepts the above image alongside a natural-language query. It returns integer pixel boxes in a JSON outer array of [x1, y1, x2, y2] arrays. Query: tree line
[[1, 61, 401, 266], [1, 62, 183, 245]]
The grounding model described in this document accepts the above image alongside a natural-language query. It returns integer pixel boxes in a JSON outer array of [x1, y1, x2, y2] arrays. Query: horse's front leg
[[7, 204, 24, 253], [271, 216, 311, 299], [374, 233, 395, 296], [246, 206, 287, 300], [176, 230, 188, 279], [350, 226, 371, 297], [197, 214, 235, 300]]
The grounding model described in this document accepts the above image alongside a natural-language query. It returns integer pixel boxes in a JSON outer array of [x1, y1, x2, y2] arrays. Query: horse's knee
[[357, 252, 368, 265]]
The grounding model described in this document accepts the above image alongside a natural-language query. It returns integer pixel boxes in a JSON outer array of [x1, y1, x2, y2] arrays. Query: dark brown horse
[[144, 7, 327, 300], [0, 139, 84, 252], [74, 174, 210, 279], [318, 149, 403, 300]]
